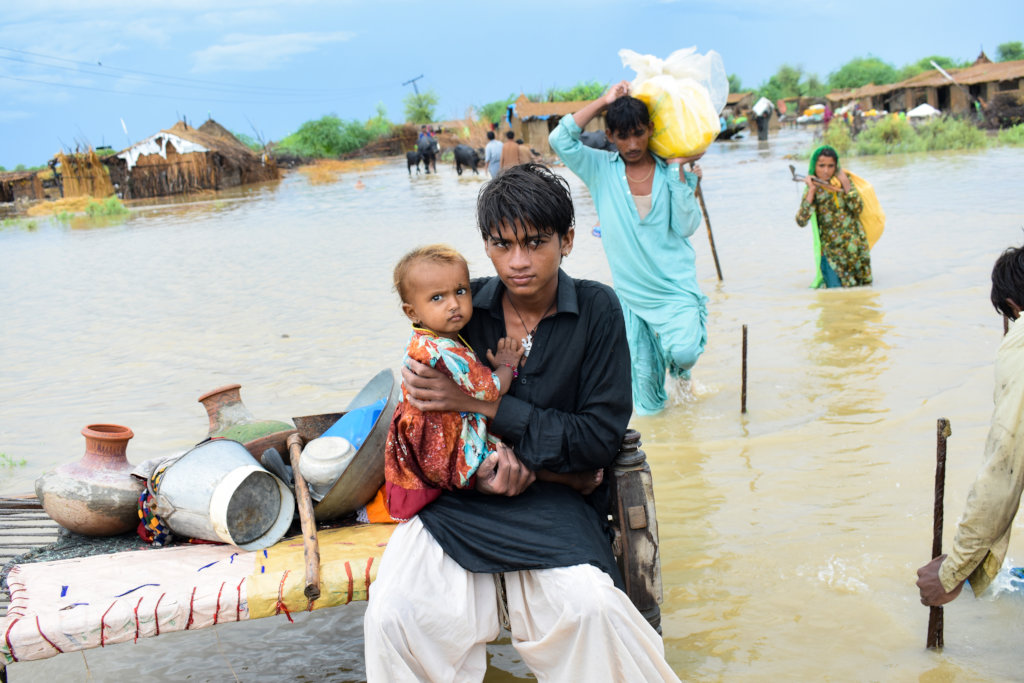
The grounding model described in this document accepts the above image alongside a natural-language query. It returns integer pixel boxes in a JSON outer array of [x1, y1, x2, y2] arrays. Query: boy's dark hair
[[487, 131, 496, 140], [990, 243, 1024, 318], [505, 130, 515, 140], [476, 163, 574, 241], [605, 96, 651, 134]]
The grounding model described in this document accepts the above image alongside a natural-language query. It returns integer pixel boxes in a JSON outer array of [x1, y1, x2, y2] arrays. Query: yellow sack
[[619, 47, 728, 159], [632, 76, 720, 158], [847, 170, 884, 249]]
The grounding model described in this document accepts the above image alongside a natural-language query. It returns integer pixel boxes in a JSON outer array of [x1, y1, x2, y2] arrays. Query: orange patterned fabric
[[385, 328, 503, 520]]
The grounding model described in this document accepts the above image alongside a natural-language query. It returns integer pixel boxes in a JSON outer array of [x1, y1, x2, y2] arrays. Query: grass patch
[[0, 453, 27, 468], [85, 196, 129, 217], [805, 115, 991, 158], [1, 217, 39, 231], [998, 123, 1024, 146], [820, 120, 854, 156]]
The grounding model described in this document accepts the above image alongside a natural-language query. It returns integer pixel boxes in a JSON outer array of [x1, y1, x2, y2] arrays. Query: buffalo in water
[[406, 150, 423, 175], [453, 144, 482, 175], [417, 137, 439, 174], [580, 130, 617, 153]]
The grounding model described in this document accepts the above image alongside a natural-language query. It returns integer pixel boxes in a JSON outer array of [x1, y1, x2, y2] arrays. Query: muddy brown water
[[3, 130, 1024, 681]]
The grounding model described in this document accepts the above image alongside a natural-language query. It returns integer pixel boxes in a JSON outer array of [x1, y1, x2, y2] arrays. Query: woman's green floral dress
[[796, 187, 872, 287]]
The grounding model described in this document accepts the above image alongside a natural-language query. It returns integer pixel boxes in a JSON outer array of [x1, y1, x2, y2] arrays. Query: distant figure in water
[[917, 243, 1024, 605], [355, 178, 365, 190], [795, 145, 872, 288]]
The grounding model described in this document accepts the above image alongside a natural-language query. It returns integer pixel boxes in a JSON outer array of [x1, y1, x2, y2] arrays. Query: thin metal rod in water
[[927, 418, 951, 650], [741, 324, 748, 414], [690, 162, 723, 281]]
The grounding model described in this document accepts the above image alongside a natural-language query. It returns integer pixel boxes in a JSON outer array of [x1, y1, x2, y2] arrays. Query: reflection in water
[[805, 287, 890, 422]]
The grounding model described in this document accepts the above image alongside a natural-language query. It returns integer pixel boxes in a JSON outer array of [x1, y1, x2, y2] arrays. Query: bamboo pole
[[286, 433, 321, 602], [690, 162, 723, 281], [927, 418, 951, 650], [741, 324, 748, 414]]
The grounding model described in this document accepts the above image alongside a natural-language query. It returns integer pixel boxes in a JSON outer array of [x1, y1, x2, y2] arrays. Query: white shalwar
[[364, 516, 681, 682]]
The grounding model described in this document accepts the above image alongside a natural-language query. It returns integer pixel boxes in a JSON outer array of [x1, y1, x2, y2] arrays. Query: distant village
[[1, 52, 1022, 207]]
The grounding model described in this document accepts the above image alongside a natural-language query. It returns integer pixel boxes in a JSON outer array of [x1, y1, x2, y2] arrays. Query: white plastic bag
[[752, 97, 774, 117], [619, 46, 728, 158]]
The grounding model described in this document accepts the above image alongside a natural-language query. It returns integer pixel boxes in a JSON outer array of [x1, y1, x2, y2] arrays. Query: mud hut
[[0, 171, 44, 204], [104, 119, 280, 200], [507, 95, 606, 154]]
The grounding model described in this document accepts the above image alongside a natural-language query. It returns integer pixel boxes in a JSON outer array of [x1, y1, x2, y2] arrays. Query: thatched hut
[[53, 150, 115, 199], [104, 119, 280, 199], [508, 95, 606, 154], [0, 171, 44, 204]]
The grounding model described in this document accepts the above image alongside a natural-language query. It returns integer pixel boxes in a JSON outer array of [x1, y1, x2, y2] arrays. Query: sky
[[1, 0, 1022, 168]]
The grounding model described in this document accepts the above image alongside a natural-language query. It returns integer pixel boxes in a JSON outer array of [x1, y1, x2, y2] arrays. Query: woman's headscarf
[[808, 145, 840, 177]]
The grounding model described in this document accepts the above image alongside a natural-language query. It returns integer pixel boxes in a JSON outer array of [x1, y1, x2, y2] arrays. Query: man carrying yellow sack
[[550, 80, 707, 415]]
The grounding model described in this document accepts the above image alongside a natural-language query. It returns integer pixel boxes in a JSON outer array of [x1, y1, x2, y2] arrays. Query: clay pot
[[197, 383, 295, 460], [35, 424, 144, 536]]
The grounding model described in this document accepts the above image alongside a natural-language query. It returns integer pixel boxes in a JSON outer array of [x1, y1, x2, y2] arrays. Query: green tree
[[232, 132, 263, 151], [898, 55, 966, 81], [403, 89, 439, 124], [803, 74, 827, 97], [827, 56, 898, 91], [757, 64, 806, 105], [997, 41, 1024, 62], [546, 80, 608, 102], [478, 95, 516, 125], [366, 102, 392, 138], [727, 73, 743, 93], [276, 114, 388, 158]]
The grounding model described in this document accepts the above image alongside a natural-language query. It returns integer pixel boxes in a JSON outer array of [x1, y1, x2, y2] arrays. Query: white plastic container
[[299, 436, 356, 501]]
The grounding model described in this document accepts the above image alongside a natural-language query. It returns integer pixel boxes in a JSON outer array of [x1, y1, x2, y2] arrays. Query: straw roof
[[726, 91, 754, 105]]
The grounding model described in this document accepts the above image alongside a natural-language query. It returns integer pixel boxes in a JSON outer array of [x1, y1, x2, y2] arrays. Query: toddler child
[[384, 244, 601, 520]]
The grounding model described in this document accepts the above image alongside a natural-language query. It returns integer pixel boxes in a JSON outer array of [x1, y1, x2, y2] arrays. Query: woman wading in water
[[795, 145, 872, 288]]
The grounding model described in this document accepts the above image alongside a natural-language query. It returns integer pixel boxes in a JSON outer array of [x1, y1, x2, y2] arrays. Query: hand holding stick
[[789, 164, 842, 193], [690, 162, 723, 281], [927, 418, 951, 650]]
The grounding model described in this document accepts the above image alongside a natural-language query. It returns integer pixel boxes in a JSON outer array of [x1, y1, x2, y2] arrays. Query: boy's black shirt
[[417, 269, 633, 587]]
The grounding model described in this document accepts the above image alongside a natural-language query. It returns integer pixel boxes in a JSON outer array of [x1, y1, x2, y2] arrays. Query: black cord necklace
[[506, 294, 556, 357]]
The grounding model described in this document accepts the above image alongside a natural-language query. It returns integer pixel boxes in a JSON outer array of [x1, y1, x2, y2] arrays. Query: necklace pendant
[[522, 333, 533, 357]]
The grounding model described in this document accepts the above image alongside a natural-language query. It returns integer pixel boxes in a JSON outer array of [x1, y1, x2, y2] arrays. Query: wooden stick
[[690, 162, 723, 281], [741, 324, 748, 414], [927, 418, 951, 650], [286, 433, 321, 602]]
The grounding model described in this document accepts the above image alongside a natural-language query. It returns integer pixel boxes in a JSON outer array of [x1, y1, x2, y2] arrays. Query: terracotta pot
[[35, 423, 144, 536], [197, 384, 294, 454]]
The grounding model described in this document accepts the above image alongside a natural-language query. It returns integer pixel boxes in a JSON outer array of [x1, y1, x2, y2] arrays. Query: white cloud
[[191, 31, 355, 73]]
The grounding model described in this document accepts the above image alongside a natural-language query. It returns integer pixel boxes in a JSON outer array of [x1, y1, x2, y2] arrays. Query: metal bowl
[[312, 368, 400, 521]]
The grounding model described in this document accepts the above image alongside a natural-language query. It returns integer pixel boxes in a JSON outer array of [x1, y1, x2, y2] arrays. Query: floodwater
[[3, 129, 1024, 681]]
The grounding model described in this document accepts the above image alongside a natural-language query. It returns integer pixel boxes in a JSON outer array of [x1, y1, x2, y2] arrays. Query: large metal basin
[[312, 368, 399, 521]]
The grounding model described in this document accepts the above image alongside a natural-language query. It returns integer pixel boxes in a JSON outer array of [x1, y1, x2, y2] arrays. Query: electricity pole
[[402, 75, 424, 95]]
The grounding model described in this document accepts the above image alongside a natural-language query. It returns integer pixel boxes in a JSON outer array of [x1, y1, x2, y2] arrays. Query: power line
[[0, 73, 343, 105], [0, 45, 387, 98]]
